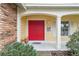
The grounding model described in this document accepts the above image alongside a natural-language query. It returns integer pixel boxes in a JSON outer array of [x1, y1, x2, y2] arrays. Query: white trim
[[45, 19, 46, 41], [21, 12, 79, 19], [57, 16, 61, 50], [17, 7, 21, 42], [35, 49, 70, 51]]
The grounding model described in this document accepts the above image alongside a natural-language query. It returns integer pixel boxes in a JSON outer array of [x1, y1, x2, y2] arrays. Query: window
[[61, 21, 69, 36]]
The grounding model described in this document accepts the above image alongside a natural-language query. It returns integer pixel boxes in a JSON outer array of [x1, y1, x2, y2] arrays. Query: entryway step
[[37, 51, 52, 56], [37, 51, 71, 56], [32, 42, 42, 44]]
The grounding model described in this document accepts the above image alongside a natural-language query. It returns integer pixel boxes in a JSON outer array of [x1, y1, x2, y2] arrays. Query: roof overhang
[[22, 3, 79, 7], [17, 3, 79, 10]]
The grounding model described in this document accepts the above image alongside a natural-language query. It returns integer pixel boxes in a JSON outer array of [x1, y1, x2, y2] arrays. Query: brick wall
[[0, 3, 17, 49]]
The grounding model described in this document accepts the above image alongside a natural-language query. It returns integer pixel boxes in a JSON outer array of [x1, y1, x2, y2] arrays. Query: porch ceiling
[[62, 14, 79, 20]]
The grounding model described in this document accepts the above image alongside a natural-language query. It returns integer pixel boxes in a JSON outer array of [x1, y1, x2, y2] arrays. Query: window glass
[[61, 21, 69, 36]]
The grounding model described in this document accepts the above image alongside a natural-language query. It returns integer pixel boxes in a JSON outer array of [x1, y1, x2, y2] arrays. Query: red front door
[[28, 20, 44, 41]]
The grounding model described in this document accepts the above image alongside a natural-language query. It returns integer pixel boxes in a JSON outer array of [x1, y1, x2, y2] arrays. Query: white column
[[17, 7, 21, 42], [56, 16, 61, 50]]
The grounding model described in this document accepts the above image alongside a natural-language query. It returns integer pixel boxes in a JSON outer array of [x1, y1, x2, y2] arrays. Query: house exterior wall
[[21, 15, 57, 42], [0, 3, 17, 48], [21, 16, 27, 40], [20, 7, 79, 42], [17, 5, 79, 50], [61, 15, 79, 41]]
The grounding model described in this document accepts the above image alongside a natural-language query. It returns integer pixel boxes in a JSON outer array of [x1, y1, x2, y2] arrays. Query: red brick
[[0, 3, 17, 49]]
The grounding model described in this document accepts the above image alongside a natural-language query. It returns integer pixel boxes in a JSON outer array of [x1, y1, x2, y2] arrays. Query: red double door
[[28, 20, 44, 41]]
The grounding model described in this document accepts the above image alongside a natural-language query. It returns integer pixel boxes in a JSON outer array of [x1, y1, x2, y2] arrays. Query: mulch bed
[[51, 51, 72, 56]]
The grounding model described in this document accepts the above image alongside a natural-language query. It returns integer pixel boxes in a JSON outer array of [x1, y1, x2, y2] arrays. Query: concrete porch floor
[[28, 41, 69, 56], [28, 41, 68, 51]]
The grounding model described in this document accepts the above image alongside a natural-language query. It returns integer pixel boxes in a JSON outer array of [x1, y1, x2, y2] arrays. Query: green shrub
[[0, 42, 37, 56], [66, 31, 79, 56]]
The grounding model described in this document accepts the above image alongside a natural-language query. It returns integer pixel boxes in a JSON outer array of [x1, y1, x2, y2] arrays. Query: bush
[[0, 42, 37, 56], [66, 31, 79, 56]]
